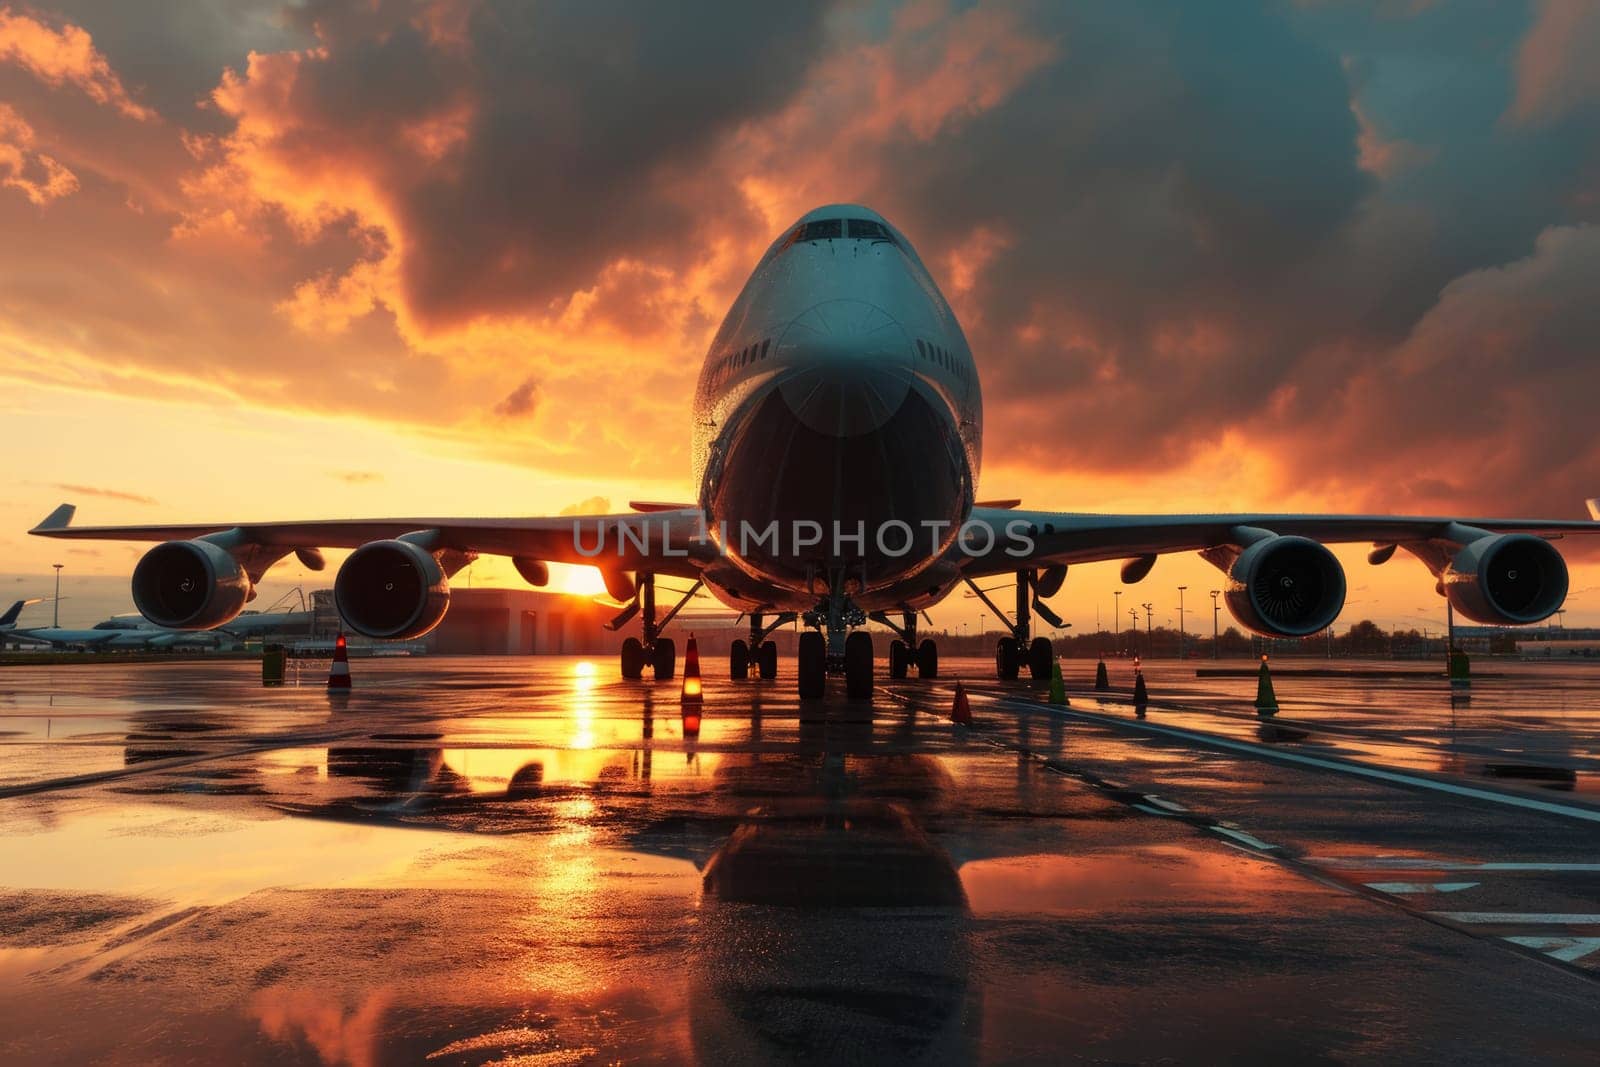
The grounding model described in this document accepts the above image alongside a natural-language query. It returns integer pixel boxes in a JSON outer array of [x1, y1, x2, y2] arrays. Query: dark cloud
[[493, 375, 540, 418], [235, 0, 835, 328]]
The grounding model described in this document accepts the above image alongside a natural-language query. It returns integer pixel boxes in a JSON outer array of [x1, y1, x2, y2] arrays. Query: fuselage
[[693, 205, 981, 613]]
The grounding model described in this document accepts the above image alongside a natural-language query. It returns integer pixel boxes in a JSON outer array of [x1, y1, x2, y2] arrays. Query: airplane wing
[[957, 506, 1600, 575], [29, 503, 714, 580]]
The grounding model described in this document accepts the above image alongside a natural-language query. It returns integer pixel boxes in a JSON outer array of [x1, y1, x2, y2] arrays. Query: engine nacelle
[[1224, 535, 1346, 637], [334, 539, 450, 639], [131, 539, 251, 630], [1441, 534, 1567, 625]]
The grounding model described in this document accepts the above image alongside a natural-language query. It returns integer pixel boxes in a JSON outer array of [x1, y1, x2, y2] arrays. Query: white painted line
[[1211, 827, 1277, 850], [1143, 795, 1189, 812], [1311, 859, 1600, 872], [1432, 913, 1600, 924], [1002, 697, 1600, 826], [1505, 936, 1600, 963], [1132, 803, 1175, 816], [1363, 881, 1479, 894]]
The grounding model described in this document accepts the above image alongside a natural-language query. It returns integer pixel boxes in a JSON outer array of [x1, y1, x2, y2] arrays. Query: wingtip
[[1589, 498, 1600, 522], [30, 503, 76, 534]]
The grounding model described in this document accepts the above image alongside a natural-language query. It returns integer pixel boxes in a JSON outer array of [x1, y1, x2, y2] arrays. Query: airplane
[[0, 598, 225, 650], [27, 204, 1600, 697]]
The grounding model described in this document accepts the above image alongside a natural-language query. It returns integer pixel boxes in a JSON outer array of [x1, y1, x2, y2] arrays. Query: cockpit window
[[847, 219, 894, 243], [798, 218, 843, 242]]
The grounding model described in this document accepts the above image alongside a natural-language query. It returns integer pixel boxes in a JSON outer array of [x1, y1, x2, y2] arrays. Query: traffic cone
[[1094, 658, 1109, 691], [1048, 659, 1067, 705], [1254, 654, 1278, 717], [1132, 669, 1148, 705], [681, 633, 703, 707], [326, 633, 351, 692], [1448, 647, 1471, 686], [951, 679, 972, 725]]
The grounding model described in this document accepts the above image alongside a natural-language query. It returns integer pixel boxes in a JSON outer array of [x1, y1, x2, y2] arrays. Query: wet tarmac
[[3, 655, 1600, 1063]]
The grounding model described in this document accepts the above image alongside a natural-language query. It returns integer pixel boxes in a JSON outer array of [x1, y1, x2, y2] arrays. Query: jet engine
[[1440, 533, 1567, 625], [334, 539, 450, 639], [1218, 534, 1346, 637], [131, 539, 251, 630]]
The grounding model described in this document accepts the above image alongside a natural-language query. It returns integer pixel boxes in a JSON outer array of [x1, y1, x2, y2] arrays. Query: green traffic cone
[[1255, 656, 1278, 717], [1094, 659, 1109, 690], [1048, 659, 1067, 705]]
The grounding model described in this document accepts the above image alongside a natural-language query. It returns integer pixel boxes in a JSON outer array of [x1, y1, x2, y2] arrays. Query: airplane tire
[[759, 640, 778, 679], [621, 637, 644, 679], [888, 639, 907, 679], [1028, 636, 1053, 681], [917, 639, 939, 679], [996, 637, 1020, 680], [730, 638, 749, 679], [798, 632, 826, 699], [845, 631, 874, 699], [652, 638, 676, 681]]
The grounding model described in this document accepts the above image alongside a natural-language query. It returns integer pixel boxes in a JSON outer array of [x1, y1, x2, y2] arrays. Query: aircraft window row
[[714, 337, 773, 382], [916, 338, 968, 380]]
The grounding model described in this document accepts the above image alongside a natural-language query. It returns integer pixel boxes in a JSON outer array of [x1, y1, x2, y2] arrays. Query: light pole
[[1113, 590, 1122, 638], [1209, 590, 1220, 658], [1177, 586, 1187, 659], [52, 563, 63, 627], [1142, 602, 1153, 650], [1129, 608, 1139, 655]]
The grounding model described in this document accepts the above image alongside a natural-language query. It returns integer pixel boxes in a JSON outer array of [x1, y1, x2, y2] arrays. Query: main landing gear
[[610, 572, 702, 682], [964, 568, 1067, 681], [730, 611, 794, 680], [870, 610, 939, 680]]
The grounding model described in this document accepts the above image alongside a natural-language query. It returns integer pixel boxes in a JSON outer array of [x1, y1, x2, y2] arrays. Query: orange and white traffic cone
[[681, 632, 703, 735], [327, 632, 352, 692], [951, 678, 972, 725]]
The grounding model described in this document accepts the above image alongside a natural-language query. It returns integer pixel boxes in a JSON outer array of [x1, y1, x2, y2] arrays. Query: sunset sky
[[3, 0, 1599, 632]]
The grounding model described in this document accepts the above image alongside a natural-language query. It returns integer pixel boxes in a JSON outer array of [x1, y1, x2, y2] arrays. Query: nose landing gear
[[800, 571, 872, 698]]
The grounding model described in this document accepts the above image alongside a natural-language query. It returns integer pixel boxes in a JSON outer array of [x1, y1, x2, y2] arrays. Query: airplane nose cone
[[777, 299, 914, 436]]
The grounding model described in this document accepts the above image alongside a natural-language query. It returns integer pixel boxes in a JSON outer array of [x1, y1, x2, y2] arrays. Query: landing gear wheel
[[620, 637, 644, 679], [845, 631, 874, 699], [798, 632, 826, 699], [1028, 636, 1053, 681], [652, 638, 676, 681], [730, 639, 749, 679], [917, 639, 939, 679], [758, 640, 778, 679], [996, 637, 1021, 680], [889, 639, 908, 679]]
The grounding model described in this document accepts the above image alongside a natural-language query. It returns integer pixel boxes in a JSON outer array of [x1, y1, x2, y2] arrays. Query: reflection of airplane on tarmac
[[30, 204, 1600, 697]]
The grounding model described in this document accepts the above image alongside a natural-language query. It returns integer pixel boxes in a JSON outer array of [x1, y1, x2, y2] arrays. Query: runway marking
[[1312, 859, 1600, 873], [1363, 881, 1479, 894], [1432, 913, 1600, 924], [1504, 937, 1600, 963], [1210, 827, 1277, 850], [996, 696, 1600, 826]]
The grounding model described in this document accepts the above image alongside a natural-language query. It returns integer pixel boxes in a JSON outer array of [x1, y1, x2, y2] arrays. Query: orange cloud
[[1509, 0, 1600, 125], [0, 102, 74, 203], [0, 6, 153, 120]]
